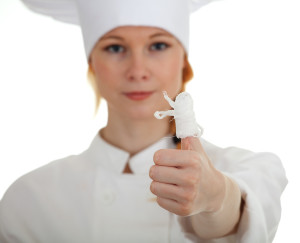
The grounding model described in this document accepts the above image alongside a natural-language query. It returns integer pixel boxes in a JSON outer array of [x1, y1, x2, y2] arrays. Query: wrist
[[190, 174, 242, 239]]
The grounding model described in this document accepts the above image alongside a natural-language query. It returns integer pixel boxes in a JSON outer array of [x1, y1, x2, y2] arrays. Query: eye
[[150, 42, 169, 51], [105, 44, 125, 53]]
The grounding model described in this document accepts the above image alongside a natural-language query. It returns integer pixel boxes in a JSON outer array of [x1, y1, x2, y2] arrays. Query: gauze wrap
[[154, 91, 203, 139]]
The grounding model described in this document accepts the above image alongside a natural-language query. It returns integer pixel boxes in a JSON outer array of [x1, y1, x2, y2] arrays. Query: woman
[[0, 0, 287, 242]]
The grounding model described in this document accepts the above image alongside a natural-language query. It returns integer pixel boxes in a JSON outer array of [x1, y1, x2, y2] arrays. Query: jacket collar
[[86, 134, 175, 175]]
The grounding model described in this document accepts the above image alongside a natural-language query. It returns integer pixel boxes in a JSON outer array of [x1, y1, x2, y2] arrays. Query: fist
[[149, 137, 226, 216]]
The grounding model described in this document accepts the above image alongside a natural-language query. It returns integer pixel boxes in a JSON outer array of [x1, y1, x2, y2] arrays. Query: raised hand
[[149, 136, 226, 216], [149, 136, 241, 238]]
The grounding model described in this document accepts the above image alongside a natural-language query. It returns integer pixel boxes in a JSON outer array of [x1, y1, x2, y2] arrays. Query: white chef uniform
[[0, 134, 287, 243]]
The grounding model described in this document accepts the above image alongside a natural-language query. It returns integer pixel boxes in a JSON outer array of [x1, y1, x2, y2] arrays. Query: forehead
[[100, 26, 174, 40]]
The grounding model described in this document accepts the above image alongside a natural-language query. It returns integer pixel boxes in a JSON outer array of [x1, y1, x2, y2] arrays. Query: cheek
[[159, 58, 184, 92], [93, 57, 109, 80], [92, 61, 118, 92]]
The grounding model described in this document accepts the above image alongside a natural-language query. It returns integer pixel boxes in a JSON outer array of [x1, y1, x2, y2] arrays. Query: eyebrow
[[150, 32, 173, 38], [100, 36, 124, 41], [101, 32, 172, 41]]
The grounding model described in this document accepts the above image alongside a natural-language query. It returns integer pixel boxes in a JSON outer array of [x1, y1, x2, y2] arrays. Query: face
[[89, 26, 186, 120]]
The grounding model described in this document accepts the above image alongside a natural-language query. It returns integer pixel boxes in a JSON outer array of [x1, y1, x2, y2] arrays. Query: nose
[[126, 51, 150, 82]]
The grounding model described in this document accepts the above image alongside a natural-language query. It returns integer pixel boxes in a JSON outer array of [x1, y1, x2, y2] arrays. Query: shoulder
[[201, 139, 284, 174], [1, 155, 74, 199], [0, 149, 95, 205]]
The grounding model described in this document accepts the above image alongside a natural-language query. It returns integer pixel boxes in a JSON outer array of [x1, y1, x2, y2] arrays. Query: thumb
[[181, 136, 203, 153]]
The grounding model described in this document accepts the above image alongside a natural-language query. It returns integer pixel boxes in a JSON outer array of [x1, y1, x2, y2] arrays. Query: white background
[[0, 0, 299, 241]]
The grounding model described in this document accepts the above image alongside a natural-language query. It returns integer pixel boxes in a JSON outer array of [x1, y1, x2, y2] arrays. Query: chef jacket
[[0, 134, 287, 243]]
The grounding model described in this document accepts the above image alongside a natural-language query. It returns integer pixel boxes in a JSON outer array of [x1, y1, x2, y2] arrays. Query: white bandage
[[154, 91, 203, 139]]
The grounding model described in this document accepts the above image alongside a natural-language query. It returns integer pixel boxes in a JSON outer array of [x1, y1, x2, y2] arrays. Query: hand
[[149, 136, 226, 216]]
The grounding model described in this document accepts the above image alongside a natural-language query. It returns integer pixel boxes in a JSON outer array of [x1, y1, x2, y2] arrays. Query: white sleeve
[[220, 150, 288, 243], [178, 140, 288, 243]]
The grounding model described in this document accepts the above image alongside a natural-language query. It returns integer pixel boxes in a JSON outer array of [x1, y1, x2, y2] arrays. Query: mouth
[[123, 91, 154, 101]]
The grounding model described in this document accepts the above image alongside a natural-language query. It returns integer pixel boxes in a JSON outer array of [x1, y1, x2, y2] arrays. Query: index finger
[[153, 149, 201, 167]]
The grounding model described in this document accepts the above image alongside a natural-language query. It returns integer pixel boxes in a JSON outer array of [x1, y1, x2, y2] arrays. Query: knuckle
[[150, 181, 156, 194], [153, 149, 163, 164], [149, 165, 157, 179], [156, 197, 162, 204], [183, 172, 200, 186], [156, 197, 165, 209], [187, 152, 201, 168], [186, 190, 197, 202], [179, 202, 193, 216], [182, 188, 197, 203], [153, 151, 159, 164], [189, 175, 199, 185]]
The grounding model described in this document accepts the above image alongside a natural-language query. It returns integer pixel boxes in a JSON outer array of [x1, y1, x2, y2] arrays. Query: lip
[[123, 91, 154, 101]]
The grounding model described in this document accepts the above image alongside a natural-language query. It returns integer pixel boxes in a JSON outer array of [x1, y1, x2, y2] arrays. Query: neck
[[101, 111, 170, 156]]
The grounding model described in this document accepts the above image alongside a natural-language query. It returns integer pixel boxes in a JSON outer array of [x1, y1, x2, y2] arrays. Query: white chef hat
[[21, 0, 216, 59]]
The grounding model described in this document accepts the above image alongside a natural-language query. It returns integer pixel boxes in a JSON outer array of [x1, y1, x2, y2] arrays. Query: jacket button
[[99, 188, 115, 205]]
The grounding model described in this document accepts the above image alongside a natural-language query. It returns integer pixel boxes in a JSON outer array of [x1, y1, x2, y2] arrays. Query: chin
[[124, 105, 158, 121]]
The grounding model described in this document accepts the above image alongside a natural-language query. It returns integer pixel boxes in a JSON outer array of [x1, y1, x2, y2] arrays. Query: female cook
[[0, 0, 287, 242]]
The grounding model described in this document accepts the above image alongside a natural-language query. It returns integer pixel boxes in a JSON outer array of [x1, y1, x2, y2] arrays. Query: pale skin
[[89, 26, 242, 239]]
